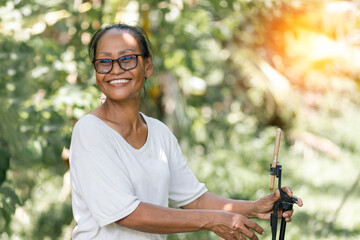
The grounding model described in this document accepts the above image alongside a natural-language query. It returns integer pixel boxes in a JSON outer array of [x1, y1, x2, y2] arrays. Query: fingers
[[237, 232, 246, 240], [244, 218, 264, 236], [294, 195, 304, 207], [234, 225, 256, 240], [237, 218, 264, 240], [283, 194, 303, 223], [282, 186, 293, 197], [214, 213, 264, 240], [281, 186, 304, 207], [226, 228, 246, 240], [282, 209, 293, 222], [269, 188, 281, 202]]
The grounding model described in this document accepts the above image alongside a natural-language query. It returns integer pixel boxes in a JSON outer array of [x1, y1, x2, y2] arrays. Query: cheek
[[95, 74, 108, 92], [95, 73, 105, 85]]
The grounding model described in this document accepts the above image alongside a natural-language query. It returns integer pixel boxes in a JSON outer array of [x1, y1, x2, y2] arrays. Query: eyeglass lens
[[94, 54, 139, 74]]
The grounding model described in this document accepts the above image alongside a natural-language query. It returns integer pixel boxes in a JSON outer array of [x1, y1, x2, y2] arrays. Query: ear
[[144, 56, 153, 78]]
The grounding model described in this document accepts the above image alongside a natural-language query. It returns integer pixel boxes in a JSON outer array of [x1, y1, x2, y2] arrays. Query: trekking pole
[[269, 128, 298, 240]]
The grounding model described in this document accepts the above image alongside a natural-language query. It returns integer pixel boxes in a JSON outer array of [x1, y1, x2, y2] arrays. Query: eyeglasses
[[92, 54, 144, 74]]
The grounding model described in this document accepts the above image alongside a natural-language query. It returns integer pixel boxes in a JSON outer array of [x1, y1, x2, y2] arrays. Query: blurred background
[[0, 0, 359, 239]]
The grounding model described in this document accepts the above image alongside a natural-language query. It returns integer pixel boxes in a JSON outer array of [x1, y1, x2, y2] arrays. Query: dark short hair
[[88, 23, 152, 61]]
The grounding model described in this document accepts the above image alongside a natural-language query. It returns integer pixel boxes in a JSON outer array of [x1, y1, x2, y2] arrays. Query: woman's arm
[[182, 188, 303, 222], [116, 201, 264, 240], [181, 192, 257, 218]]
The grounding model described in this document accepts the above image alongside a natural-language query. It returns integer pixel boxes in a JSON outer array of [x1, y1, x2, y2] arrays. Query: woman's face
[[94, 29, 152, 102]]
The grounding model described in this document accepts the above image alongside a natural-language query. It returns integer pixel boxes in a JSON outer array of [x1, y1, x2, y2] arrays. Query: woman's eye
[[99, 59, 112, 64], [120, 56, 133, 61]]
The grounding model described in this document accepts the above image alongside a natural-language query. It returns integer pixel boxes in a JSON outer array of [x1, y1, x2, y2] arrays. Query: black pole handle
[[269, 163, 298, 240], [279, 217, 287, 240]]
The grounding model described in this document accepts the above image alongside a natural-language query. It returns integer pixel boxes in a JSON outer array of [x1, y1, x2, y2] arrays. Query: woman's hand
[[254, 186, 303, 222], [205, 211, 264, 240]]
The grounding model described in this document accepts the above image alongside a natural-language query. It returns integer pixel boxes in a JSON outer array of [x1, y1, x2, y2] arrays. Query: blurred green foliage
[[0, 0, 359, 239]]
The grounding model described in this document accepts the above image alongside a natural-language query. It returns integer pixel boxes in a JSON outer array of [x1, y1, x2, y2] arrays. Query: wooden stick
[[270, 128, 282, 190]]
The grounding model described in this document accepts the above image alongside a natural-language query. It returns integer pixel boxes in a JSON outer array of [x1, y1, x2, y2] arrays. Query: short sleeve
[[70, 116, 140, 227], [167, 134, 207, 207]]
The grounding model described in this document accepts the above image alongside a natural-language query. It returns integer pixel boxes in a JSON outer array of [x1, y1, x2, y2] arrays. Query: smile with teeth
[[109, 79, 130, 84]]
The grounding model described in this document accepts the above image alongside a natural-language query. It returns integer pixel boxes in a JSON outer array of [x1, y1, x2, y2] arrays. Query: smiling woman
[[68, 23, 302, 240], [89, 27, 153, 104]]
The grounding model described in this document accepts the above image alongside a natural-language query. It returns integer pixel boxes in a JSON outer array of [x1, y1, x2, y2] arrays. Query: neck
[[101, 97, 143, 128]]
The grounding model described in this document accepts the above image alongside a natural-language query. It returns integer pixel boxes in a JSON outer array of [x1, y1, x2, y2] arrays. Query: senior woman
[[69, 23, 303, 240]]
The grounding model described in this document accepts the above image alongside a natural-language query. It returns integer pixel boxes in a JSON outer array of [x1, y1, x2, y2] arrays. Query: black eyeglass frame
[[92, 53, 144, 74]]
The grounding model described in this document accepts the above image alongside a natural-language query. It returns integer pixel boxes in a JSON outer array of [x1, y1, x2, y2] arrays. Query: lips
[[109, 79, 130, 84]]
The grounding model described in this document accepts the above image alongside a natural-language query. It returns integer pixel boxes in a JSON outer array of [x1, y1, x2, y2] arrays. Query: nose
[[110, 60, 125, 74]]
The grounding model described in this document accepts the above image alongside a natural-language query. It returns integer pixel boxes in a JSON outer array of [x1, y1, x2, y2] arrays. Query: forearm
[[182, 192, 258, 218], [116, 200, 265, 239], [116, 202, 214, 234]]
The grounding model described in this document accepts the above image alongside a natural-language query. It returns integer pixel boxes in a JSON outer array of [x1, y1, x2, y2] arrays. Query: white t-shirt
[[69, 113, 207, 240]]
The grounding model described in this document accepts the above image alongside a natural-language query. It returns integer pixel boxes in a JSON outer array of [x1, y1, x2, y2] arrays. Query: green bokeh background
[[0, 0, 359, 239]]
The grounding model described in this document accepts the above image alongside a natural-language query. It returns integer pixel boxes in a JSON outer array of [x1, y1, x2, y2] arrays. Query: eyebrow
[[97, 48, 136, 56]]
